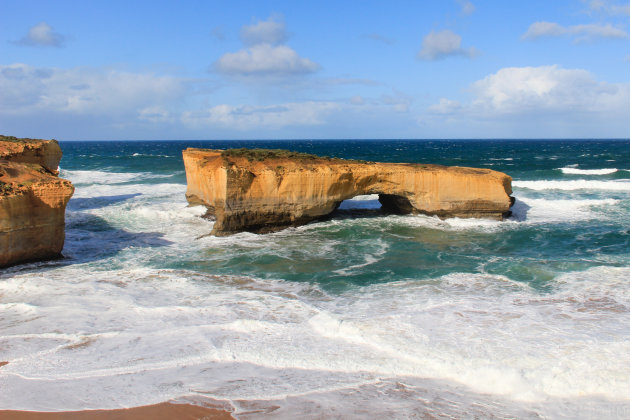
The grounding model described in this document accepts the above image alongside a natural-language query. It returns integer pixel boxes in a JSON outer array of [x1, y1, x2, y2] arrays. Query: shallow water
[[1, 140, 629, 418]]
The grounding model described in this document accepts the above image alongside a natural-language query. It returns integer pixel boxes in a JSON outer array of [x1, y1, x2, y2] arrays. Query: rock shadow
[[508, 198, 531, 222], [60, 212, 174, 264], [67, 193, 142, 211]]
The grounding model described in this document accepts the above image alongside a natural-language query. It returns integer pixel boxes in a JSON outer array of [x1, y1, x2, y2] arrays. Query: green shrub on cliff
[[216, 147, 375, 165], [221, 148, 329, 162], [220, 147, 379, 163]]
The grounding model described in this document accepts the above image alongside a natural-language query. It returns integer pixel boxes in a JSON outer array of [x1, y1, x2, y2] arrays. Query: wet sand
[[0, 402, 235, 420]]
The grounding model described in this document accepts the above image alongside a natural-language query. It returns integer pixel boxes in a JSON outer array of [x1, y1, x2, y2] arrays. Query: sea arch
[[182, 148, 514, 236]]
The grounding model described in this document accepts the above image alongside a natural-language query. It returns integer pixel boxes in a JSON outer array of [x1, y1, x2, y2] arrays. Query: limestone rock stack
[[0, 135, 74, 267], [183, 148, 513, 236]]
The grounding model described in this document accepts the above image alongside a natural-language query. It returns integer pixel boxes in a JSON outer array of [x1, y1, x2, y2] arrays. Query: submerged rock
[[183, 148, 514, 236], [0, 135, 74, 267]]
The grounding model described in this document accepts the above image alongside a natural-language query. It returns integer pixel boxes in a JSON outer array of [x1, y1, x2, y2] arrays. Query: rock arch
[[183, 148, 514, 236]]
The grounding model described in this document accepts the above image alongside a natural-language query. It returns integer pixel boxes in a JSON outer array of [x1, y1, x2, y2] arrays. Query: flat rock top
[[0, 135, 63, 174], [0, 135, 58, 156], [184, 147, 505, 176], [0, 160, 71, 197]]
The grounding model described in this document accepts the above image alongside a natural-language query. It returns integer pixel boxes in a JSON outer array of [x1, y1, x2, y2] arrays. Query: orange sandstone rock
[[0, 135, 63, 175], [183, 148, 514, 236], [0, 136, 74, 267]]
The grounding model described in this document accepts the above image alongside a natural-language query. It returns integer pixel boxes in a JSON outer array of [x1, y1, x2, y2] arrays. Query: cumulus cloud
[[240, 16, 287, 46], [214, 16, 319, 77], [15, 22, 64, 47], [457, 0, 475, 15], [423, 65, 630, 136], [0, 63, 184, 116], [522, 21, 628, 42], [214, 44, 319, 76], [429, 65, 630, 117], [417, 30, 478, 60], [181, 101, 339, 129]]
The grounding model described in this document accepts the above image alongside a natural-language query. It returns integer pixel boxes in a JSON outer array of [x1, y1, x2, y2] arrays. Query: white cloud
[[417, 30, 478, 60], [522, 21, 628, 41], [364, 33, 395, 45], [611, 3, 630, 14], [138, 106, 174, 123], [15, 22, 64, 47], [381, 91, 413, 112], [240, 16, 287, 46], [214, 16, 319, 77], [457, 0, 476, 15], [587, 0, 630, 15], [423, 65, 630, 137], [181, 101, 339, 129], [0, 63, 184, 116], [214, 44, 319, 76], [427, 98, 462, 114], [350, 95, 365, 105], [429, 65, 630, 117]]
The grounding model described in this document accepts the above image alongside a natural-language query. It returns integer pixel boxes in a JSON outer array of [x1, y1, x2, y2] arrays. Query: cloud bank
[[429, 65, 630, 119], [0, 64, 184, 116], [587, 0, 630, 15], [522, 21, 628, 42], [182, 101, 339, 129]]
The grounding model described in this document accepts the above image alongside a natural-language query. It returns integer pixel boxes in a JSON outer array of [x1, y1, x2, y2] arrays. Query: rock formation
[[0, 135, 74, 267], [183, 148, 514, 236]]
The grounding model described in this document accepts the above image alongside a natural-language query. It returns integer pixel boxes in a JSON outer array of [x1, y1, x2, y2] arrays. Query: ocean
[[1, 139, 629, 419]]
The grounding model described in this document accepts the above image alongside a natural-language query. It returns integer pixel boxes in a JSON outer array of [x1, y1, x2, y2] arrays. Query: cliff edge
[[183, 148, 514, 236], [0, 135, 74, 267]]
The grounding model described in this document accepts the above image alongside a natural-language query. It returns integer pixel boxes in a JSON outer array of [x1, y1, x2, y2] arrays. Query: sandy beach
[[0, 402, 235, 420]]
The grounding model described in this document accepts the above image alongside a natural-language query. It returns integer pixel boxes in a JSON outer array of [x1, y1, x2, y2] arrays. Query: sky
[[1, 0, 630, 140]]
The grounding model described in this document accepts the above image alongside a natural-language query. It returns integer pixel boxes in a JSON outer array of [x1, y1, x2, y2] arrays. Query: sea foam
[[559, 167, 619, 175], [514, 179, 630, 191], [1, 265, 629, 413]]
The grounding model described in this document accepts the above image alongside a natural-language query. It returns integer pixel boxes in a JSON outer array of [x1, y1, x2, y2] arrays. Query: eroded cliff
[[0, 136, 74, 267], [183, 148, 514, 236]]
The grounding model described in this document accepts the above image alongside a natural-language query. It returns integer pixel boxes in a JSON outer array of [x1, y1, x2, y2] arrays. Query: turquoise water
[[60, 140, 630, 289], [1, 140, 630, 418]]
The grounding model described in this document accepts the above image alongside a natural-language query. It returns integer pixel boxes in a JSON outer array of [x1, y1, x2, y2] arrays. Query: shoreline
[[0, 402, 235, 420]]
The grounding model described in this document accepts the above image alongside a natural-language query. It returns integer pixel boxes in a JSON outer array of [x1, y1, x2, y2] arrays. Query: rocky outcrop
[[183, 148, 514, 236], [0, 136, 74, 267], [0, 135, 63, 175]]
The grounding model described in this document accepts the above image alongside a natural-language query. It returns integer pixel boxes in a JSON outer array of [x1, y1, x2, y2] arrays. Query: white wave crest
[[1, 262, 630, 414], [511, 198, 619, 223], [559, 167, 619, 175], [514, 179, 630, 191], [60, 169, 177, 185]]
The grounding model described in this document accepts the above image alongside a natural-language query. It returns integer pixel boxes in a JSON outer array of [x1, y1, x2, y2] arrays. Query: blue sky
[[2, 0, 630, 140]]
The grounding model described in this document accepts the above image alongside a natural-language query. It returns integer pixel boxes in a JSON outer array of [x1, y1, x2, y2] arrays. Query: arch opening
[[331, 193, 414, 220], [378, 194, 414, 215]]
